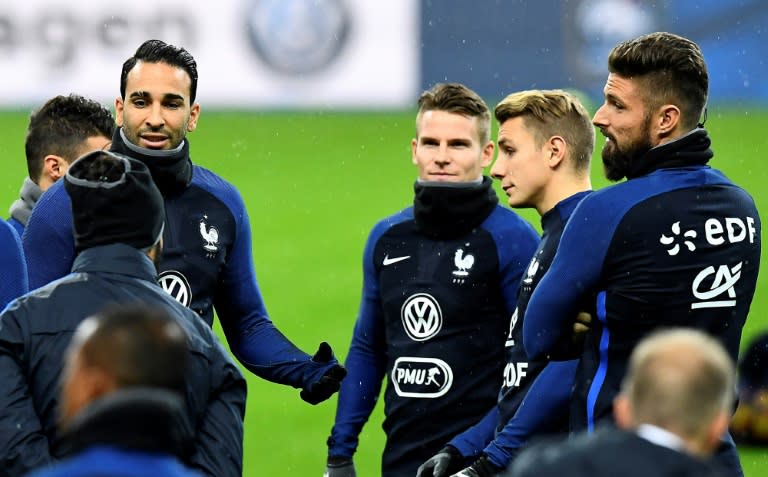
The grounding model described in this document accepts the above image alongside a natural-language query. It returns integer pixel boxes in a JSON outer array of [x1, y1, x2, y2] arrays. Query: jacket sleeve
[[482, 360, 577, 468], [0, 221, 28, 310], [448, 406, 500, 459], [189, 336, 247, 477], [327, 222, 388, 459], [213, 190, 337, 388], [524, 196, 613, 360], [22, 182, 76, 290], [0, 305, 54, 476]]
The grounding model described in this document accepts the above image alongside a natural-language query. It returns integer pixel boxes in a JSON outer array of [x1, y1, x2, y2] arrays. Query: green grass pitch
[[0, 107, 766, 475]]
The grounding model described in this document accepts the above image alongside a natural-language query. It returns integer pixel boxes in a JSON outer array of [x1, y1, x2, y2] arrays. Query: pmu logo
[[691, 262, 742, 309], [158, 270, 192, 307], [401, 293, 442, 341], [391, 357, 453, 398]]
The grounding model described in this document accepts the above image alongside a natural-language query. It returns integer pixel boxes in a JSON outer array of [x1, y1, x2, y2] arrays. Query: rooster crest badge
[[452, 248, 475, 283], [199, 217, 219, 257]]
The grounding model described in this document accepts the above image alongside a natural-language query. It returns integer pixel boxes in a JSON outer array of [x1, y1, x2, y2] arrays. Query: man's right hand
[[324, 457, 356, 477], [416, 446, 464, 477]]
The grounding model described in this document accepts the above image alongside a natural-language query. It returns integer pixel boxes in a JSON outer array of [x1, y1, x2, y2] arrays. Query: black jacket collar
[[72, 244, 157, 282], [110, 129, 193, 196], [413, 176, 499, 238], [627, 128, 713, 179], [54, 388, 192, 461]]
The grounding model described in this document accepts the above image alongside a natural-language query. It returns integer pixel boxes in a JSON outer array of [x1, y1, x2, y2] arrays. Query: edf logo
[[401, 293, 442, 341]]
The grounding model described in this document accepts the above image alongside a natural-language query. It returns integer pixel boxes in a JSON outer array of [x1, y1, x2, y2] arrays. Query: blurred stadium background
[[1, 0, 766, 475]]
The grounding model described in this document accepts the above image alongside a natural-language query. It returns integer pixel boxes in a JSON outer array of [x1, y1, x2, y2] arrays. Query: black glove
[[300, 342, 347, 405], [324, 456, 356, 477], [452, 455, 502, 477], [417, 446, 464, 477]]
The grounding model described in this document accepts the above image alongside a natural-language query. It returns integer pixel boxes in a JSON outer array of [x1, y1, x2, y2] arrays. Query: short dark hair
[[416, 83, 491, 144], [24, 94, 114, 184], [79, 305, 188, 394], [121, 39, 198, 104], [607, 32, 708, 130]]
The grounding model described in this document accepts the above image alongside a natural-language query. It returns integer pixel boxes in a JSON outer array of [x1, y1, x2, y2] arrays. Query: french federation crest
[[200, 217, 219, 257]]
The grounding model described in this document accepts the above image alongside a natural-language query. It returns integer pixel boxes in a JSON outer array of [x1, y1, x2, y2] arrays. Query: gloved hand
[[451, 455, 502, 477], [324, 456, 356, 477], [301, 342, 347, 405], [417, 445, 464, 477]]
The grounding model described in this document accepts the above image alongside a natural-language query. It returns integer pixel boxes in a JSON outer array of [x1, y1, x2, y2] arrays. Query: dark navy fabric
[[24, 447, 202, 477], [328, 203, 539, 476], [523, 131, 760, 477], [525, 165, 760, 430], [448, 191, 589, 467], [0, 244, 246, 477], [509, 426, 727, 477], [22, 152, 335, 389], [0, 219, 27, 311]]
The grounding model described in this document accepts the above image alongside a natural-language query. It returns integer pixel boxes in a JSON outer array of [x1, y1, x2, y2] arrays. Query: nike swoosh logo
[[383, 254, 411, 266]]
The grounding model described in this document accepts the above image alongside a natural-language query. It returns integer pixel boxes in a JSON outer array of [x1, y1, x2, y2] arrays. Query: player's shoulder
[[368, 206, 413, 239], [480, 205, 539, 251], [35, 178, 71, 210], [189, 165, 245, 214]]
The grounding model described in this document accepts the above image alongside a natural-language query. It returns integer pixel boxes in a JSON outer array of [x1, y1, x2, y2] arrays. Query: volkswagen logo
[[401, 293, 442, 341], [158, 270, 192, 307], [244, 0, 351, 75]]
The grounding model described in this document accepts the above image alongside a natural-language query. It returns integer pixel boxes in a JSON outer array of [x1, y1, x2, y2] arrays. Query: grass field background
[[1, 107, 766, 475]]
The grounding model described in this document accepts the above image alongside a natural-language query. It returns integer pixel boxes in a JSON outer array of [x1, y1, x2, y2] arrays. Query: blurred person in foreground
[[24, 305, 202, 477], [0, 219, 27, 310], [22, 39, 346, 405], [324, 82, 540, 477], [8, 94, 114, 237], [523, 32, 761, 476], [0, 150, 245, 477], [510, 328, 734, 477], [418, 89, 594, 476]]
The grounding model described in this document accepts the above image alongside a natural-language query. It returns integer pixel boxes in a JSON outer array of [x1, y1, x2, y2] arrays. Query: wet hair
[[495, 89, 594, 174], [607, 32, 708, 130], [416, 83, 491, 144], [121, 39, 198, 104], [78, 304, 188, 394], [24, 94, 114, 184], [622, 328, 735, 439]]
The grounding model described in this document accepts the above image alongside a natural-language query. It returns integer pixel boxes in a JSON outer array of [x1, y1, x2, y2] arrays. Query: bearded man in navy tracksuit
[[524, 32, 761, 477]]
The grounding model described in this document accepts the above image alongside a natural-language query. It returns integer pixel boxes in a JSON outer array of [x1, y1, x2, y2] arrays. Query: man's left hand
[[300, 342, 347, 404]]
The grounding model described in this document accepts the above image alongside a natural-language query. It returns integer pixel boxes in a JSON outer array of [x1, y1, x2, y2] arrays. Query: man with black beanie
[[22, 38, 346, 408], [0, 150, 247, 477]]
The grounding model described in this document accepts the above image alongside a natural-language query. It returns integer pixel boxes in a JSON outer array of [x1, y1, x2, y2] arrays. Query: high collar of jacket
[[627, 128, 713, 179], [540, 190, 592, 233], [72, 243, 157, 281], [110, 128, 192, 197], [413, 176, 498, 238], [8, 177, 43, 226], [54, 388, 192, 461]]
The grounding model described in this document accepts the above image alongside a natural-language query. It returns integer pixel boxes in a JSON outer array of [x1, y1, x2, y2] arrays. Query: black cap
[[64, 150, 165, 253]]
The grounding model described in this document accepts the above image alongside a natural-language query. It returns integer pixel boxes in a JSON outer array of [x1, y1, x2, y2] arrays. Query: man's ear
[[613, 393, 634, 430], [115, 97, 124, 127], [656, 104, 681, 139], [547, 136, 566, 169], [187, 103, 201, 132], [43, 155, 68, 182]]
